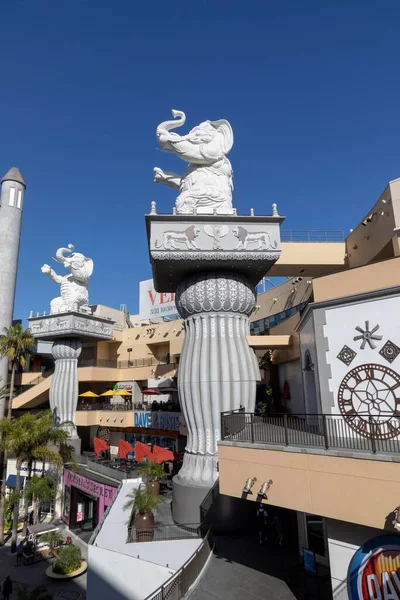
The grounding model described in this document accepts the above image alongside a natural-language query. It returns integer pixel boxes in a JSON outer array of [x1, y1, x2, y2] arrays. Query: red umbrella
[[153, 445, 175, 463], [141, 388, 161, 395], [117, 439, 135, 459], [94, 437, 110, 456], [135, 441, 151, 463]]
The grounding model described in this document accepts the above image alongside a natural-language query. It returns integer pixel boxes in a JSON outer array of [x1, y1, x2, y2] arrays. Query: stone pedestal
[[146, 212, 284, 524], [29, 311, 114, 453]]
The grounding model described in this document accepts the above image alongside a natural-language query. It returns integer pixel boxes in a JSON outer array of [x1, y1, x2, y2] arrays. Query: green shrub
[[53, 545, 82, 575]]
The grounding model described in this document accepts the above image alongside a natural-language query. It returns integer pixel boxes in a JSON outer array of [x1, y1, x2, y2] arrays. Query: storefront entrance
[[68, 486, 98, 531]]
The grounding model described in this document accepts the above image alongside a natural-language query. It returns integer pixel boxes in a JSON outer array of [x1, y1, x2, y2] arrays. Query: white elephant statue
[[154, 109, 234, 215], [41, 244, 94, 314]]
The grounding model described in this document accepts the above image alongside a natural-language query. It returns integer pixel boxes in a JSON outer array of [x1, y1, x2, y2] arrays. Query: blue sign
[[303, 548, 317, 575], [348, 535, 400, 600], [134, 411, 181, 432]]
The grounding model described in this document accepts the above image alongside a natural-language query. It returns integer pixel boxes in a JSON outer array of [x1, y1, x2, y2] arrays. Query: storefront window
[[63, 486, 71, 519]]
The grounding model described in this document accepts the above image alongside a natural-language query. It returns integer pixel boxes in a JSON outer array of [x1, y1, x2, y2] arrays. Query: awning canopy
[[6, 474, 25, 488]]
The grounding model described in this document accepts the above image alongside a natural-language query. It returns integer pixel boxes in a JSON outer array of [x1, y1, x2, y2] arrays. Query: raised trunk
[[156, 109, 186, 139], [11, 457, 22, 553], [56, 245, 74, 264], [0, 450, 8, 545]]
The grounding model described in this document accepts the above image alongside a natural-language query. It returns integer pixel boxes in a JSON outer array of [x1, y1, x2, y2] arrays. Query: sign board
[[97, 427, 111, 444], [76, 512, 83, 522], [134, 411, 182, 432], [303, 548, 317, 575], [348, 535, 400, 600], [139, 279, 178, 320]]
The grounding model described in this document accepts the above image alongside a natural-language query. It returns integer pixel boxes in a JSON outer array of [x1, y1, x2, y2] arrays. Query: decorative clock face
[[338, 363, 400, 439]]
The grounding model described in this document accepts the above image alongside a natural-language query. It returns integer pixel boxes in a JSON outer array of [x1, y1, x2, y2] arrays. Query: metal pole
[[322, 415, 329, 450], [284, 413, 289, 446], [369, 416, 376, 453], [250, 413, 255, 443]]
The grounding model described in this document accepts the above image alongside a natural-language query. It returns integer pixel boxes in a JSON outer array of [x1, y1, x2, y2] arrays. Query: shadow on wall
[[87, 563, 133, 600]]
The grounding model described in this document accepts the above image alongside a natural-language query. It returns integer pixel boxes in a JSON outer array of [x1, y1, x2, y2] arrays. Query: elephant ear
[[209, 119, 234, 154], [84, 257, 94, 278]]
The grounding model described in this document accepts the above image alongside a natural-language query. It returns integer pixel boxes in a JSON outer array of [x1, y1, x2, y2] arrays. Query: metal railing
[[13, 370, 54, 397], [127, 523, 202, 544], [144, 529, 212, 600], [281, 230, 344, 242], [79, 356, 174, 369], [77, 402, 134, 412], [221, 411, 400, 455]]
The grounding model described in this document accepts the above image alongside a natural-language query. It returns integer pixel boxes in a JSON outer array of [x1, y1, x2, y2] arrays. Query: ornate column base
[[50, 339, 82, 444]]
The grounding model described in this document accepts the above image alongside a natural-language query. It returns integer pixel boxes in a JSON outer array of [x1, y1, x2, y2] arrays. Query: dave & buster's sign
[[134, 411, 180, 432], [348, 535, 400, 600]]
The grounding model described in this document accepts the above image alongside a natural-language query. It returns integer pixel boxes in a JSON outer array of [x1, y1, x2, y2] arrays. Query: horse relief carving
[[233, 227, 278, 250], [154, 109, 234, 215], [154, 225, 200, 250], [41, 244, 93, 314]]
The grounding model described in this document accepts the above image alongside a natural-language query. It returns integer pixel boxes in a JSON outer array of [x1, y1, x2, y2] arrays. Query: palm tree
[[24, 476, 56, 525], [21, 411, 76, 531], [1, 411, 74, 553], [0, 324, 34, 546], [0, 323, 34, 420], [16, 585, 53, 600]]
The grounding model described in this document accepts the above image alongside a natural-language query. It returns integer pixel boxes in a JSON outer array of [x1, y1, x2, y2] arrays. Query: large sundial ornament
[[338, 363, 400, 440]]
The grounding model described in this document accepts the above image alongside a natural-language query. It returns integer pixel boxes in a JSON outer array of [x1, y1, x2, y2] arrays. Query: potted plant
[[46, 543, 87, 579], [138, 461, 166, 496], [124, 487, 163, 542], [40, 531, 64, 557]]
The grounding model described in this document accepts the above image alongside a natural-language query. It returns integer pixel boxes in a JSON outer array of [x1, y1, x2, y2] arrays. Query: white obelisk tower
[[0, 167, 26, 418]]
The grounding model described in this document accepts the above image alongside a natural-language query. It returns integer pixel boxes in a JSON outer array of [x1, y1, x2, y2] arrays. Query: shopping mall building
[[11, 176, 400, 599]]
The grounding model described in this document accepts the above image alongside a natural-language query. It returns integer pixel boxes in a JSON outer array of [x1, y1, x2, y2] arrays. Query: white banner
[[139, 279, 178, 320]]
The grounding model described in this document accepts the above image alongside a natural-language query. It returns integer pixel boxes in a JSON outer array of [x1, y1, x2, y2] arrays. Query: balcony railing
[[76, 402, 134, 412], [221, 411, 400, 455], [79, 356, 174, 369], [127, 523, 203, 544], [280, 230, 345, 242], [143, 529, 212, 600]]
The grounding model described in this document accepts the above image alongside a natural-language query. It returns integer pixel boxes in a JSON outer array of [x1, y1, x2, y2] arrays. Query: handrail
[[280, 230, 345, 242], [79, 356, 174, 369], [127, 523, 202, 544], [221, 410, 400, 455], [143, 528, 212, 600]]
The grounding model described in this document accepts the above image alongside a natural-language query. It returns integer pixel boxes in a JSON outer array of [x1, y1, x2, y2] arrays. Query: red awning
[[141, 388, 161, 395]]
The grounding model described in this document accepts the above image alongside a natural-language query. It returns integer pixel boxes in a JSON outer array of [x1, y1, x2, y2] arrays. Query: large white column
[[0, 168, 26, 418], [173, 272, 259, 502], [50, 339, 82, 438]]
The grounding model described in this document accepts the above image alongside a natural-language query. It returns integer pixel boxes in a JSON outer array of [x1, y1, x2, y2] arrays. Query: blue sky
[[1, 0, 399, 319]]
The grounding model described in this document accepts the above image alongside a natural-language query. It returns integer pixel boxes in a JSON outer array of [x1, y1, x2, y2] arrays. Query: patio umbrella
[[79, 391, 99, 398], [141, 388, 161, 395], [94, 437, 110, 456], [113, 389, 132, 396], [117, 439, 135, 459], [100, 389, 116, 397]]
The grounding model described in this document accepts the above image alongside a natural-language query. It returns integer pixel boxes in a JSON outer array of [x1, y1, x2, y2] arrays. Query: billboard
[[348, 535, 400, 600], [139, 279, 178, 320]]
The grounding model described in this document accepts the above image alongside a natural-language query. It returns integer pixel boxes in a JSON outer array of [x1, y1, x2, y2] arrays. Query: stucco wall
[[299, 313, 321, 414], [326, 519, 383, 600], [87, 545, 174, 600], [278, 360, 305, 413]]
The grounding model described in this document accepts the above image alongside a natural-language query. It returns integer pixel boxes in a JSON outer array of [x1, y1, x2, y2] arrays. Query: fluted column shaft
[[175, 272, 259, 487], [50, 338, 82, 437]]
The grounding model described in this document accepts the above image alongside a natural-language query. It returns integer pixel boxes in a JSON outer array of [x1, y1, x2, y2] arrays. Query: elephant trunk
[[56, 244, 74, 264], [156, 109, 186, 141]]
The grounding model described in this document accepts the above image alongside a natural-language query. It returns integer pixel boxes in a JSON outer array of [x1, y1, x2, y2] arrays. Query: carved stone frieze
[[28, 312, 114, 342]]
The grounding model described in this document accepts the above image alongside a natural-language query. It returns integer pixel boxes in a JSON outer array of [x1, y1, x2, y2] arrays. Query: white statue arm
[[41, 264, 63, 284], [153, 167, 181, 191]]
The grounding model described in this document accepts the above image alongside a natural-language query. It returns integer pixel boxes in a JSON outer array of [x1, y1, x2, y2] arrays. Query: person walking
[[257, 504, 269, 545], [2, 575, 13, 599], [16, 541, 24, 566]]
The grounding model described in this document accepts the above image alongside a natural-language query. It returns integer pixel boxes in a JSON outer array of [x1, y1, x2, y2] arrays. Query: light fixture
[[242, 477, 257, 494], [258, 479, 273, 499], [393, 507, 400, 532]]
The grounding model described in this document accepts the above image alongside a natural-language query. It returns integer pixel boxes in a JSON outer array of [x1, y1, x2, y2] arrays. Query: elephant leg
[[50, 297, 64, 314]]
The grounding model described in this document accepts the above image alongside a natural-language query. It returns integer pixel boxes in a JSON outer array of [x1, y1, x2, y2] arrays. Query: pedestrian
[[2, 576, 12, 599], [16, 541, 24, 566], [257, 504, 269, 545]]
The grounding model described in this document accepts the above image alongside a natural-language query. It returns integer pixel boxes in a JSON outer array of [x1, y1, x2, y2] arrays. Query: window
[[9, 187, 15, 207]]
